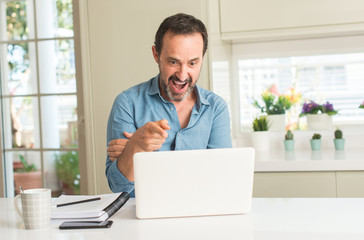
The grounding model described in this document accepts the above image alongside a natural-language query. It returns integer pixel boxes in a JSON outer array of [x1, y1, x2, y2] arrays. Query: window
[[0, 0, 83, 197], [212, 36, 364, 135]]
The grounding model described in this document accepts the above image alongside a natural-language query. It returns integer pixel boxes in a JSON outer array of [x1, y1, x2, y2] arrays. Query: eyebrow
[[167, 57, 200, 62]]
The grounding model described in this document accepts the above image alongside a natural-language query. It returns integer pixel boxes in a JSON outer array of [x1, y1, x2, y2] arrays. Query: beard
[[160, 74, 195, 102]]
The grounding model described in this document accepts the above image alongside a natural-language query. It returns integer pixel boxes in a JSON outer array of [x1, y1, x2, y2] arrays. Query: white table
[[2, 198, 364, 239]]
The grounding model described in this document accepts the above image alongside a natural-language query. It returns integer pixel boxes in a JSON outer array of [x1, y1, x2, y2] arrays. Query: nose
[[176, 64, 189, 81]]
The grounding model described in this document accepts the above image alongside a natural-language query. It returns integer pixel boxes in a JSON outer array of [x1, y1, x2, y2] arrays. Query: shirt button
[[170, 107, 174, 111]]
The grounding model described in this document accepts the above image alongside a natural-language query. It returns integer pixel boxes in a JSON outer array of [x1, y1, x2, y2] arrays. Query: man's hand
[[108, 138, 129, 161], [108, 119, 170, 161], [128, 119, 170, 152], [115, 119, 170, 182]]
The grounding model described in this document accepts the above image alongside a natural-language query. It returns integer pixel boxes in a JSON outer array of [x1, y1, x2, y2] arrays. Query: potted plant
[[13, 154, 42, 194], [284, 130, 295, 151], [55, 151, 80, 195], [333, 129, 345, 150], [253, 85, 295, 131], [300, 101, 338, 131], [310, 133, 322, 151], [360, 101, 364, 109], [251, 115, 270, 151]]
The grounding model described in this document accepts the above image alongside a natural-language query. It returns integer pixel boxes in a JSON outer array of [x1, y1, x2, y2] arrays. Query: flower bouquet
[[253, 85, 300, 131], [253, 85, 293, 115]]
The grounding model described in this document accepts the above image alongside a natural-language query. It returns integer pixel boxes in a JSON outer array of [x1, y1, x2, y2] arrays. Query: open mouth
[[169, 77, 190, 93], [172, 79, 188, 90]]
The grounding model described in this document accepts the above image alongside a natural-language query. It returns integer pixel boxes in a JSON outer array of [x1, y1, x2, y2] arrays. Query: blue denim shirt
[[105, 75, 232, 197]]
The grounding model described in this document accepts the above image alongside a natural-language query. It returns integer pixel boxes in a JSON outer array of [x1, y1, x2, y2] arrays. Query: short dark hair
[[154, 13, 208, 57]]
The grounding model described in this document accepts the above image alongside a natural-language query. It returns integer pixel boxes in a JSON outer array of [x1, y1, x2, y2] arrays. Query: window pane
[[10, 151, 42, 194], [3, 96, 40, 149], [211, 61, 233, 127], [44, 151, 80, 197], [4, 0, 35, 41], [5, 42, 38, 95], [38, 39, 76, 94], [35, 0, 73, 38], [41, 95, 78, 148], [212, 61, 231, 112]]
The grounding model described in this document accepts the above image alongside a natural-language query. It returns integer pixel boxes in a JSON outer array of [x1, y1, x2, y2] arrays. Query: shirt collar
[[194, 85, 210, 111], [146, 75, 161, 96], [146, 74, 210, 109]]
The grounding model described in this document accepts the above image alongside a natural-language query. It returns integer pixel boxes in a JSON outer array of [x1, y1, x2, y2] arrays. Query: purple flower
[[323, 102, 334, 112], [301, 101, 319, 114], [300, 100, 337, 116]]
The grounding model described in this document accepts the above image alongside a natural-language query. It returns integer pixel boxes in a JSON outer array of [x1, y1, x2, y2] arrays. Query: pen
[[57, 197, 101, 207]]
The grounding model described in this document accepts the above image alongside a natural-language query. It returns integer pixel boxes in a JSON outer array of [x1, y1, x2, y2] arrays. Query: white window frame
[[228, 35, 364, 139], [0, 0, 86, 197]]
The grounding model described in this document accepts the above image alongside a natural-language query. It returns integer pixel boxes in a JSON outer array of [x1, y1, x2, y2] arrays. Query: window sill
[[233, 124, 364, 172], [253, 149, 364, 172]]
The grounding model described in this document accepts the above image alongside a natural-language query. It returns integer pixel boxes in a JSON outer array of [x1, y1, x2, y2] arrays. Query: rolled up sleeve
[[105, 159, 135, 197]]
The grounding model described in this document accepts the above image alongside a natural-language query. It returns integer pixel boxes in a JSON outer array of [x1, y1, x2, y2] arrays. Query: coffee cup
[[14, 188, 51, 229]]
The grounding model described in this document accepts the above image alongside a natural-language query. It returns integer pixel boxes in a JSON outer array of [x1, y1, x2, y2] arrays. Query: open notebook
[[134, 148, 255, 219]]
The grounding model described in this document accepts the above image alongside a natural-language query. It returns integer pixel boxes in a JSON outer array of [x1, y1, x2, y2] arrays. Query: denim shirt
[[105, 75, 232, 197]]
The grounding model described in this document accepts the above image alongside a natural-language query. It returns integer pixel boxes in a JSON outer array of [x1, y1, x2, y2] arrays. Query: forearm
[[105, 159, 134, 195], [116, 140, 141, 182]]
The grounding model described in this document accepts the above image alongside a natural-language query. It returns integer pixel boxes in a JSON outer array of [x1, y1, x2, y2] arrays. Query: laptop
[[133, 147, 255, 219]]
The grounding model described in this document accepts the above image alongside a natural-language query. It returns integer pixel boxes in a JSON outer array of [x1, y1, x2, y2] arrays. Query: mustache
[[168, 75, 192, 83]]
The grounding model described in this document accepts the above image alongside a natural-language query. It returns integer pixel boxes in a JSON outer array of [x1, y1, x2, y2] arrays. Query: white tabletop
[[2, 198, 364, 239]]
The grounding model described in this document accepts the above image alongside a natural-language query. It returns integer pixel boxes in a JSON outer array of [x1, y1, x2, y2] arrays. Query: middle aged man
[[105, 13, 232, 197]]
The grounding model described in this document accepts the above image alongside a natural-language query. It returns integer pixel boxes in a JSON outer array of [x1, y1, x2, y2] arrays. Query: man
[[106, 13, 232, 197]]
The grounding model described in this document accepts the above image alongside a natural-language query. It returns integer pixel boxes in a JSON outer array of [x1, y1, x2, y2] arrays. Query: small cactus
[[285, 130, 294, 140], [312, 133, 321, 140], [335, 129, 343, 139]]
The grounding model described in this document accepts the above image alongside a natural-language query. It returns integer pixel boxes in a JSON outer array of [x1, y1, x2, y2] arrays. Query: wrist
[[117, 142, 138, 182]]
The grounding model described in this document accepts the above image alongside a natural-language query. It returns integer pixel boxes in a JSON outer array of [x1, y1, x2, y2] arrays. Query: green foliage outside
[[6, 0, 74, 73], [6, 1, 28, 40], [14, 154, 37, 172], [57, 0, 73, 30], [55, 151, 80, 194]]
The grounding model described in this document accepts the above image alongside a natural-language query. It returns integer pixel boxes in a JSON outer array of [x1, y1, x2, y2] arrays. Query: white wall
[[80, 0, 208, 194]]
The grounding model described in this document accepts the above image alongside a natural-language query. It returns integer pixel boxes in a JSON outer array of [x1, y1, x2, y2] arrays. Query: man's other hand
[[108, 138, 129, 161]]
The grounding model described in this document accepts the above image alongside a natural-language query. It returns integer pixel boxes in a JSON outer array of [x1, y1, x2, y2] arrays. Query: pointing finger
[[154, 119, 171, 130]]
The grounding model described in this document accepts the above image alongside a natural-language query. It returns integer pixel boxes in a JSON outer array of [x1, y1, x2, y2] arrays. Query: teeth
[[174, 81, 186, 85]]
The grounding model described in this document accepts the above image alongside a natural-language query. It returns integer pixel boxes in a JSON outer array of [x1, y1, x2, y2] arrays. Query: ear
[[152, 46, 159, 63]]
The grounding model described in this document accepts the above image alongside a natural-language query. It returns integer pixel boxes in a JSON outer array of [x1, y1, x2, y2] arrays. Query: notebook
[[133, 147, 255, 219], [51, 192, 129, 222]]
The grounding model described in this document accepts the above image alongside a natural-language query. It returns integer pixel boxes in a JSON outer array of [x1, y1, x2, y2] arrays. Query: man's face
[[152, 31, 204, 102]]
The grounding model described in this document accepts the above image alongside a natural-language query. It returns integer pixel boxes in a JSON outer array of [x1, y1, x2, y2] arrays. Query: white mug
[[14, 188, 51, 229]]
